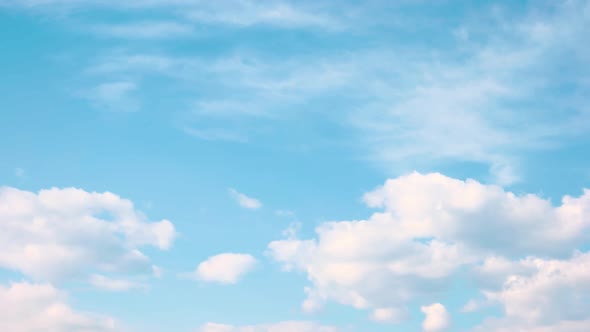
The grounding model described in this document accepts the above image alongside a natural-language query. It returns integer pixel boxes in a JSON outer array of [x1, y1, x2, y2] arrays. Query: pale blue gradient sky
[[1, 1, 590, 332]]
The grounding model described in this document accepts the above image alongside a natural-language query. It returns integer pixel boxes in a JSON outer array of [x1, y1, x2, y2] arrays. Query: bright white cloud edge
[[189, 253, 257, 284], [0, 186, 175, 283], [229, 188, 263, 209], [0, 281, 118, 332], [267, 172, 590, 331]]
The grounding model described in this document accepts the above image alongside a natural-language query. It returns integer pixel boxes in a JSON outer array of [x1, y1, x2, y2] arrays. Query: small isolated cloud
[[0, 282, 117, 332], [191, 253, 257, 284], [198, 321, 338, 332], [370, 307, 409, 324], [421, 303, 450, 332], [85, 81, 140, 112], [88, 274, 146, 292], [228, 188, 262, 209]]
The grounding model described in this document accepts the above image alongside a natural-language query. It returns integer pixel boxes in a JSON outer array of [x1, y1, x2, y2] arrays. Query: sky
[[0, 0, 590, 331]]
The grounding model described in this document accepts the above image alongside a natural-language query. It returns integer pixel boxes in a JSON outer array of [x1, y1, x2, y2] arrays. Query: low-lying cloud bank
[[268, 172, 590, 330]]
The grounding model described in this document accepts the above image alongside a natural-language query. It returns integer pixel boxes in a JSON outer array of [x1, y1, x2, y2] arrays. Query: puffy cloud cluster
[[0, 186, 177, 331], [0, 186, 175, 282], [0, 281, 118, 332], [472, 252, 590, 331], [267, 173, 590, 329], [361, 173, 590, 257]]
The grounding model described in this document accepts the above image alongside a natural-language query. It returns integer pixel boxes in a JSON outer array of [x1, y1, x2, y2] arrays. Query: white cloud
[[2, 0, 338, 30], [229, 188, 262, 209], [134, 2, 590, 183], [198, 321, 338, 332], [0, 186, 175, 282], [190, 253, 257, 284], [185, 1, 338, 29], [0, 281, 118, 332], [88, 274, 146, 292], [267, 172, 590, 321], [421, 303, 450, 332], [7, 1, 590, 183], [369, 307, 409, 324], [354, 0, 590, 184], [88, 18, 590, 182], [81, 0, 590, 184], [361, 172, 590, 257], [471, 252, 590, 331], [473, 319, 590, 332]]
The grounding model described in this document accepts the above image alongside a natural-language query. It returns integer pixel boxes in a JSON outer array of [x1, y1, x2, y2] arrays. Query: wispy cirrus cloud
[[471, 253, 590, 331], [83, 81, 141, 112], [72, 1, 590, 183], [184, 0, 339, 29], [12, 0, 590, 182], [91, 21, 194, 39], [1, 0, 339, 30]]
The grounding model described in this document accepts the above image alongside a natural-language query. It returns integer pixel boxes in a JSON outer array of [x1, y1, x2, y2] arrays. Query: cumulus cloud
[[0, 186, 175, 282], [267, 172, 590, 326], [474, 319, 590, 332], [189, 253, 257, 284], [471, 252, 590, 331], [369, 307, 409, 324], [229, 188, 262, 209], [421, 303, 450, 331], [198, 321, 338, 332], [361, 172, 590, 257], [0, 281, 118, 332]]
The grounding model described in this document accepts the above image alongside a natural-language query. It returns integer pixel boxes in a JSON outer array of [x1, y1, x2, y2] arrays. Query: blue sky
[[1, 1, 590, 331]]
